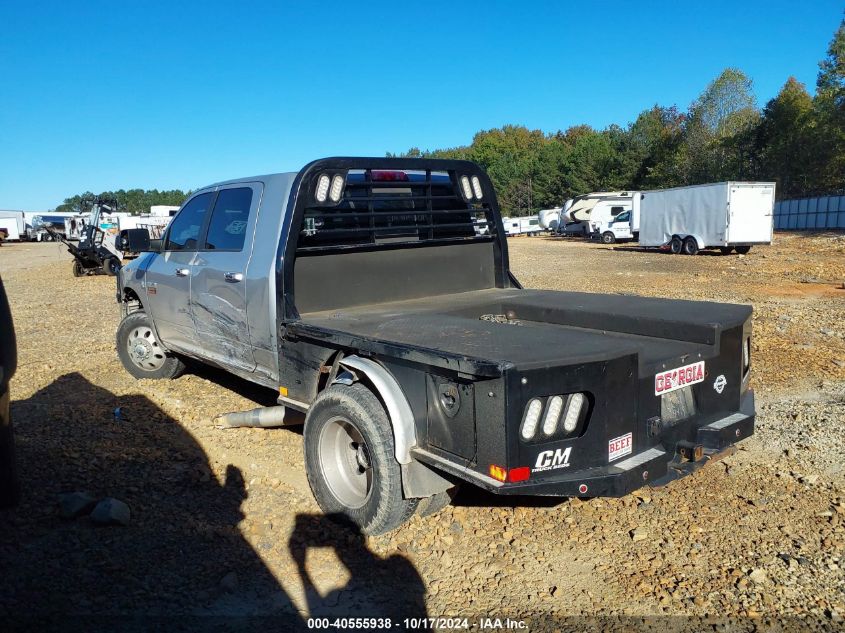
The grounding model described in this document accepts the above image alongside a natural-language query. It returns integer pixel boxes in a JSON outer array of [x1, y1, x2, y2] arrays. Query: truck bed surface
[[294, 288, 750, 374]]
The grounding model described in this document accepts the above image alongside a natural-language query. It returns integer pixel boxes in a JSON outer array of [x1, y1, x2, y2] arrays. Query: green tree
[[683, 68, 759, 182], [756, 77, 814, 195], [811, 18, 845, 194]]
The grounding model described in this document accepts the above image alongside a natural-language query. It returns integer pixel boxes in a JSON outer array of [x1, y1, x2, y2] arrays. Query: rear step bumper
[[482, 394, 755, 497]]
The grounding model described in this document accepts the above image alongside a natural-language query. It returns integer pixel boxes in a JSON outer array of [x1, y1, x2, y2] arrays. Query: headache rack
[[296, 166, 497, 253]]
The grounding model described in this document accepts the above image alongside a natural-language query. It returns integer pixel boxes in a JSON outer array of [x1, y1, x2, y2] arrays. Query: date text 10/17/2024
[[306, 617, 528, 630]]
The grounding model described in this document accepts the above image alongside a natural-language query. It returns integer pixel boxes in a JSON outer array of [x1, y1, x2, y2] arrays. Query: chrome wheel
[[318, 416, 373, 509], [126, 326, 166, 371]]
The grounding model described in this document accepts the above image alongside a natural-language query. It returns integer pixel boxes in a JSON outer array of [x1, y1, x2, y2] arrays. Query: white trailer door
[[0, 219, 20, 240], [727, 185, 774, 243]]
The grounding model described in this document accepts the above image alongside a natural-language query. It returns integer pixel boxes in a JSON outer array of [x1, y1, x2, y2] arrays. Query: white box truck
[[637, 182, 775, 255], [591, 195, 639, 243]]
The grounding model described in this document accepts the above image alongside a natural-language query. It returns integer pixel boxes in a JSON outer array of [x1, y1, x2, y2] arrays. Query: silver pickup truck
[[116, 157, 756, 534]]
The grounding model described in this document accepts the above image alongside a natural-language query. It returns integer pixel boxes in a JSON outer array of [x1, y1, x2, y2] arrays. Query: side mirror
[[149, 239, 163, 253], [119, 228, 151, 252]]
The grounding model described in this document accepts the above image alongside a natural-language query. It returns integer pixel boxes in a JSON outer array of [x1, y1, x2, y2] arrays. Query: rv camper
[[557, 191, 634, 236]]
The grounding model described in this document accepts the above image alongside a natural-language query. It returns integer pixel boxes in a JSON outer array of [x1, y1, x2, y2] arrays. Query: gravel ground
[[0, 234, 843, 630]]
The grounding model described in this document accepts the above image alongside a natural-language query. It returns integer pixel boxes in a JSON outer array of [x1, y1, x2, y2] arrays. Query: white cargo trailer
[[0, 211, 25, 241], [639, 182, 775, 255]]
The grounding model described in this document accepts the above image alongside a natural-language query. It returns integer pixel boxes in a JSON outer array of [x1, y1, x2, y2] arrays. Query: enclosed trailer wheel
[[734, 245, 751, 254], [304, 383, 418, 534], [116, 311, 185, 379], [601, 232, 616, 244], [682, 237, 699, 256], [720, 246, 733, 255], [670, 236, 683, 254]]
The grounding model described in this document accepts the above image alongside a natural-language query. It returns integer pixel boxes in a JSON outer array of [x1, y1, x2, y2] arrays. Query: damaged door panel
[[190, 183, 263, 371]]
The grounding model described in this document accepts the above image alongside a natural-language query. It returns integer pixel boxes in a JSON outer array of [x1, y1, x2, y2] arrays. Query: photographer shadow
[[0, 372, 302, 626], [289, 513, 427, 620]]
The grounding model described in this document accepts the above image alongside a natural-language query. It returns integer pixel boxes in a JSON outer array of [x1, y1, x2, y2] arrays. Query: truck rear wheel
[[682, 237, 699, 256], [670, 236, 683, 254], [304, 383, 418, 535], [116, 311, 185, 380], [735, 245, 751, 254], [601, 232, 616, 244]]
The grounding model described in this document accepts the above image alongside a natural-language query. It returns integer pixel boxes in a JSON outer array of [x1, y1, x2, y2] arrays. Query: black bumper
[[472, 391, 755, 497]]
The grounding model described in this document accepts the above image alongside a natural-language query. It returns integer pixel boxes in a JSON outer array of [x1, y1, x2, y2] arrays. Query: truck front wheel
[[116, 311, 185, 380], [304, 384, 418, 535], [601, 232, 616, 244]]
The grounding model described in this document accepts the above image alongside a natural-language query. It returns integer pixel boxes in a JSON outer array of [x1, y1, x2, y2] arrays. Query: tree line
[[55, 189, 189, 216], [390, 19, 845, 215]]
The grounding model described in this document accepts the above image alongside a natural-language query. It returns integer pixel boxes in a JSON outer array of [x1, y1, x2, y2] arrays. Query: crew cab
[[116, 158, 755, 534]]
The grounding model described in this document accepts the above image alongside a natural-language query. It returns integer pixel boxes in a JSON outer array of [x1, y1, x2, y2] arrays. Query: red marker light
[[371, 170, 409, 182], [509, 467, 530, 483], [578, 484, 588, 494]]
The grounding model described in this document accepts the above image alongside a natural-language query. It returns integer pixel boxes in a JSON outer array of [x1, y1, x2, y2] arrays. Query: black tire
[[104, 256, 121, 276], [116, 311, 185, 380], [682, 237, 699, 256], [735, 245, 751, 254], [601, 232, 616, 244], [670, 236, 683, 254], [72, 260, 85, 277], [720, 246, 733, 255], [304, 383, 418, 535], [416, 486, 459, 518]]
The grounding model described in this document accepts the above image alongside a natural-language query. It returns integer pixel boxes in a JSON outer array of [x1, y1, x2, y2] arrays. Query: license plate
[[661, 386, 696, 423], [655, 360, 705, 395]]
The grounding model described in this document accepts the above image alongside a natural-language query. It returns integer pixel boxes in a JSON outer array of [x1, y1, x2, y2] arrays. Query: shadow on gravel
[[182, 362, 281, 408], [0, 372, 307, 629], [609, 245, 733, 256], [290, 513, 428, 620], [451, 486, 565, 509]]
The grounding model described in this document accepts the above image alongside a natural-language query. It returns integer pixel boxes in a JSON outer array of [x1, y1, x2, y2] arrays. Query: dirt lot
[[1, 234, 844, 629]]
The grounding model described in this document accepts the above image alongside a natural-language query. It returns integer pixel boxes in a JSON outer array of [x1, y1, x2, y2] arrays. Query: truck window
[[204, 187, 253, 251], [165, 192, 213, 251], [615, 211, 630, 222]]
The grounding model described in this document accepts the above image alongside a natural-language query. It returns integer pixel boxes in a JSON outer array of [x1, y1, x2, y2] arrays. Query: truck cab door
[[190, 183, 262, 372], [143, 191, 214, 353]]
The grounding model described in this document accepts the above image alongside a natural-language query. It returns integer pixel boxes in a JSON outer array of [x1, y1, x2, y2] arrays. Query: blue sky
[[1, 1, 842, 209]]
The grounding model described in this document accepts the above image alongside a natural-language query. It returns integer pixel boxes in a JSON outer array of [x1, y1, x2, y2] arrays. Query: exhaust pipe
[[214, 405, 290, 429]]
